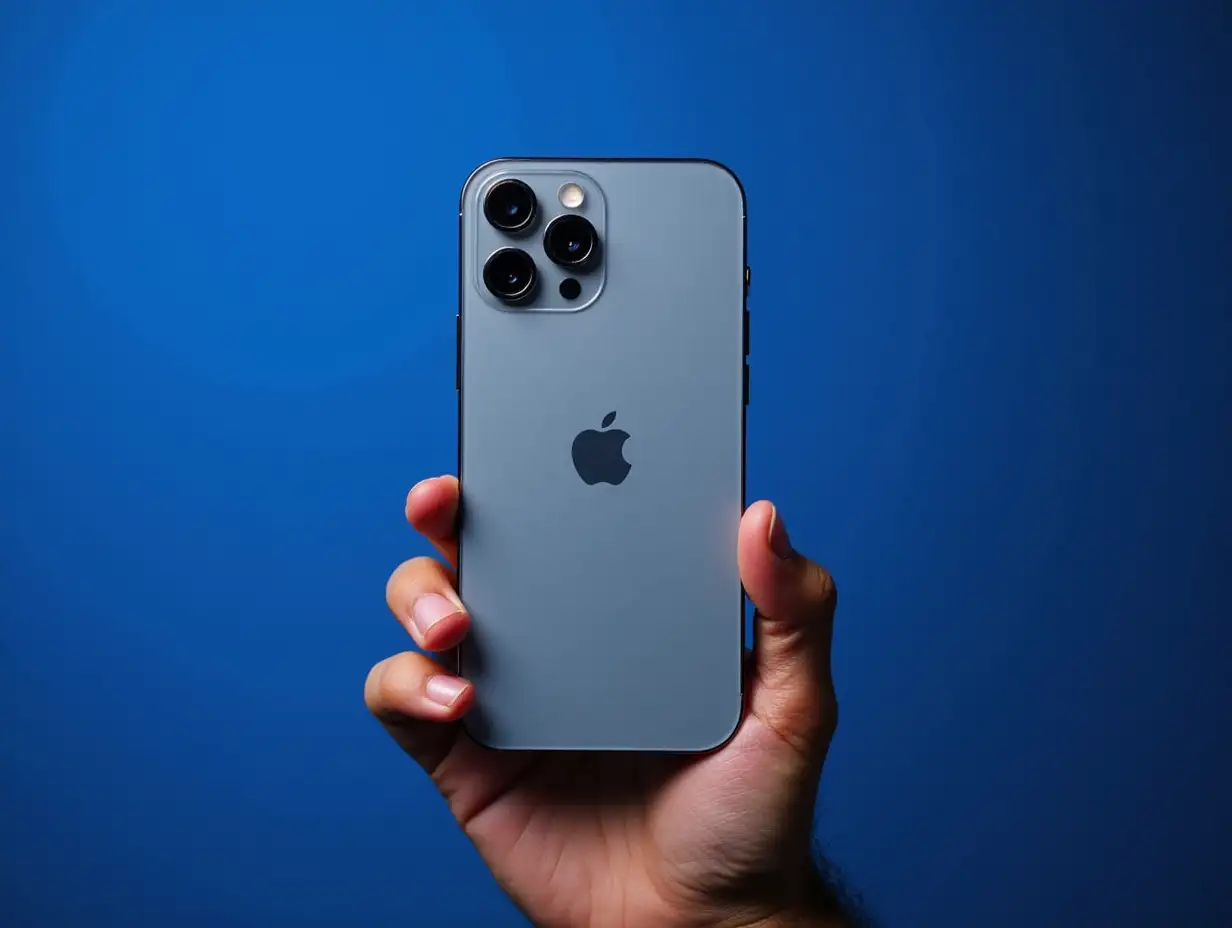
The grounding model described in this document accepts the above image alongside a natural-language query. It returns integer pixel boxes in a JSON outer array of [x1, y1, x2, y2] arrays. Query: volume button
[[743, 308, 750, 356], [455, 314, 461, 391], [743, 362, 750, 406]]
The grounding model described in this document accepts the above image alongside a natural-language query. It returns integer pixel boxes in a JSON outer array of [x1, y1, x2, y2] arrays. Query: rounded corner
[[676, 683, 746, 755], [689, 709, 746, 756], [459, 715, 501, 751], [697, 159, 747, 214]]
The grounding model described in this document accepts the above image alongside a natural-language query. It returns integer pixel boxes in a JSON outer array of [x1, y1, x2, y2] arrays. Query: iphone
[[456, 159, 748, 751]]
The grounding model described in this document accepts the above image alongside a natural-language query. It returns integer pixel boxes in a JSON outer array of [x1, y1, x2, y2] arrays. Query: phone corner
[[680, 696, 747, 756], [459, 158, 516, 211], [695, 158, 747, 216], [459, 713, 502, 751]]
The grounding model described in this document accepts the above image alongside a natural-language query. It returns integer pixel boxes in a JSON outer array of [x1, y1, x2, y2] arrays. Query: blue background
[[2, 2, 1229, 925]]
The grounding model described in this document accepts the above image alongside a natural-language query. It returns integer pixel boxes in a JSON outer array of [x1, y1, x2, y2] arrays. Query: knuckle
[[404, 485, 422, 519], [822, 691, 839, 741], [376, 667, 405, 707], [367, 653, 420, 712], [401, 555, 441, 578], [385, 557, 447, 602], [792, 684, 838, 752], [374, 655, 418, 704], [804, 560, 838, 614], [363, 659, 389, 711], [384, 564, 406, 605]]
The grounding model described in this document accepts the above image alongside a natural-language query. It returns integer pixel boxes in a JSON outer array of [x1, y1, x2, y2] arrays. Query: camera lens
[[483, 179, 538, 233], [483, 248, 538, 304], [543, 215, 600, 270]]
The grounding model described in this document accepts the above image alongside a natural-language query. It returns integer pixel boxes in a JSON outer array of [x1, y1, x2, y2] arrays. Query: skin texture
[[366, 475, 851, 928]]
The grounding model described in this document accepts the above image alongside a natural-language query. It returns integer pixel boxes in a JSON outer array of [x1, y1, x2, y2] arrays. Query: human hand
[[366, 475, 855, 928]]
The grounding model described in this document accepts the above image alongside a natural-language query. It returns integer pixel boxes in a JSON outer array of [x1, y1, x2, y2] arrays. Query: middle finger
[[385, 556, 470, 652]]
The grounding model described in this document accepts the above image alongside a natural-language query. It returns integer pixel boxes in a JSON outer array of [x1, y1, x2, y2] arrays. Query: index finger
[[405, 475, 460, 568]]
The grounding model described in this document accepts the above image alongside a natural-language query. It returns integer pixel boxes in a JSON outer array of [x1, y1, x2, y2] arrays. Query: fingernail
[[409, 477, 433, 499], [411, 593, 463, 637], [768, 505, 794, 559], [425, 675, 468, 708]]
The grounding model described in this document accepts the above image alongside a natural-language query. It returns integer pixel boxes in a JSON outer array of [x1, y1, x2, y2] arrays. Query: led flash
[[559, 183, 585, 209]]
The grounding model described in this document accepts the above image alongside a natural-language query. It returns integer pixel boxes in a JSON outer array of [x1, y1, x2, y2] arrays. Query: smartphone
[[456, 158, 748, 751]]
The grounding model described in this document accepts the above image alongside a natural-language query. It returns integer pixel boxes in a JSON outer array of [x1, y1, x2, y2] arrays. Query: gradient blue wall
[[2, 2, 1228, 925]]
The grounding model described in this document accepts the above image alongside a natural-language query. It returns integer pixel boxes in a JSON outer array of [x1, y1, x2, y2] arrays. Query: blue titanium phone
[[457, 158, 748, 751]]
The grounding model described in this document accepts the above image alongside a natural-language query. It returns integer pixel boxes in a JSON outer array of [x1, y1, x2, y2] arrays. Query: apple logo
[[571, 411, 631, 486]]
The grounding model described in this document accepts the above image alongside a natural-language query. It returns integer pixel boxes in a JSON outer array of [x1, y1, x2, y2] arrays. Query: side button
[[455, 314, 461, 391], [743, 362, 750, 405], [743, 308, 750, 356]]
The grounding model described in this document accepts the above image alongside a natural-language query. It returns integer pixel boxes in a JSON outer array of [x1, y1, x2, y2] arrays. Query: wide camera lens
[[543, 215, 600, 270], [483, 179, 538, 233], [483, 248, 538, 304]]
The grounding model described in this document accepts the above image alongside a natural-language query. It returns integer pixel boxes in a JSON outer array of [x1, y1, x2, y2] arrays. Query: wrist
[[737, 911, 849, 928], [732, 907, 850, 928], [721, 862, 858, 928], [732, 906, 848, 928]]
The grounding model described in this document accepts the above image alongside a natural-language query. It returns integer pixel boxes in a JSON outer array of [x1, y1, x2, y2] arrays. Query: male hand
[[366, 476, 855, 928]]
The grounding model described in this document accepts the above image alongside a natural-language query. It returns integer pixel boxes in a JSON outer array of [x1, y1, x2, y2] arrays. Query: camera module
[[543, 215, 601, 271], [483, 248, 539, 305], [483, 179, 538, 234]]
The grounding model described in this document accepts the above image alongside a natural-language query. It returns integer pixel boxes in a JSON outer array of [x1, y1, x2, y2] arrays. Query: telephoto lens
[[543, 215, 601, 271]]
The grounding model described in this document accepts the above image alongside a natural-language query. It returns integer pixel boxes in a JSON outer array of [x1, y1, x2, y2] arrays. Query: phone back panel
[[457, 159, 746, 751]]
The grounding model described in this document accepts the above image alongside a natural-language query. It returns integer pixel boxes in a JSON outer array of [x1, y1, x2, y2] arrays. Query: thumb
[[738, 500, 839, 759]]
